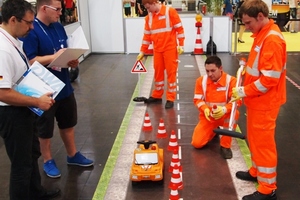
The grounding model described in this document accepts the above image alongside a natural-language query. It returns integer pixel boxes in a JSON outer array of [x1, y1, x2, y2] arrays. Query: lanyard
[[0, 29, 30, 69], [35, 19, 64, 53]]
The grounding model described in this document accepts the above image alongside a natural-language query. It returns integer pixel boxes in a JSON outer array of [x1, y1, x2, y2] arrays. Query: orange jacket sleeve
[[169, 8, 185, 47], [193, 77, 208, 112], [244, 35, 286, 97]]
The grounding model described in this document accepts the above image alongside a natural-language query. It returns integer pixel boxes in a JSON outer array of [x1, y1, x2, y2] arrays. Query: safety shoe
[[144, 97, 162, 104], [220, 146, 232, 159], [31, 188, 61, 200], [236, 171, 257, 182], [242, 191, 277, 200], [283, 26, 288, 32], [67, 152, 94, 167], [43, 159, 61, 178], [165, 100, 174, 109]]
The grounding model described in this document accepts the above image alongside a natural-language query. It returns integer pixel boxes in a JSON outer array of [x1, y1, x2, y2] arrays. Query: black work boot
[[220, 146, 232, 159], [236, 171, 257, 182], [242, 191, 277, 200], [165, 100, 174, 109], [144, 97, 162, 104]]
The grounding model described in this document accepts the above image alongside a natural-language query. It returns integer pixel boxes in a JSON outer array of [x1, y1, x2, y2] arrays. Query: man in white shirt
[[0, 0, 59, 199]]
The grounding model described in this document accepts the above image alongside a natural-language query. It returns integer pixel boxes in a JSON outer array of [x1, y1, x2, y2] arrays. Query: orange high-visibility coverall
[[140, 5, 185, 101], [191, 72, 239, 149], [243, 19, 286, 195]]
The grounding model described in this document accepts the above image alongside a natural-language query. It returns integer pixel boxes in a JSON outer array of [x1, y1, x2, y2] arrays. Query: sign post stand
[[131, 60, 148, 102]]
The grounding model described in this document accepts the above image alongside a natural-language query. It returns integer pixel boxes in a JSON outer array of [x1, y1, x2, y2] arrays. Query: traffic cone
[[142, 112, 152, 131], [192, 26, 204, 55], [145, 42, 153, 55], [169, 185, 180, 200], [167, 130, 179, 151], [156, 118, 167, 138], [169, 149, 182, 172], [169, 164, 183, 190]]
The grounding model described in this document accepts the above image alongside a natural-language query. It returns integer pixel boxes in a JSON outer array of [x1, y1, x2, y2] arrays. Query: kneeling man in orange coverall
[[191, 56, 239, 159]]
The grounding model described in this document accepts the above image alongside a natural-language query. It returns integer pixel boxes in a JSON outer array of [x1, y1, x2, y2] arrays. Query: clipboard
[[47, 48, 87, 68], [47, 26, 89, 68]]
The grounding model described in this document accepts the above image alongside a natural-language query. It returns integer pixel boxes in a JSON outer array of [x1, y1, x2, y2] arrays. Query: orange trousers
[[247, 107, 280, 194], [191, 111, 239, 149], [152, 48, 178, 102]]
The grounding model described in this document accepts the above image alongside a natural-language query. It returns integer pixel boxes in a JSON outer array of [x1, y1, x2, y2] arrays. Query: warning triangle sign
[[131, 60, 147, 73]]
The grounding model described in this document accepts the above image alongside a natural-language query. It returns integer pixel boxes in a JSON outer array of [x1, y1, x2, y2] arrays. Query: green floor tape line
[[92, 58, 151, 200], [235, 126, 252, 168], [235, 126, 258, 187]]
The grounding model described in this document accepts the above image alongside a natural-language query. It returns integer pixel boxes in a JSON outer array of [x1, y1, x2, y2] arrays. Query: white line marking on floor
[[286, 75, 300, 90], [179, 145, 182, 160], [178, 129, 181, 140]]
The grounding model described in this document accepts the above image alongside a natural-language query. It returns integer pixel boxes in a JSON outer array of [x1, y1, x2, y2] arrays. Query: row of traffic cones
[[142, 112, 183, 199], [142, 112, 168, 138], [169, 146, 183, 199], [142, 112, 180, 151]]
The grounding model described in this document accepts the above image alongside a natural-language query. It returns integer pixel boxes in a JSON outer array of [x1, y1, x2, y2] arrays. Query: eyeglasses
[[45, 5, 62, 12], [18, 18, 34, 25]]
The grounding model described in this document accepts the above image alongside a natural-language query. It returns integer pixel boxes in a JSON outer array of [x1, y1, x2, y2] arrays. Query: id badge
[[51, 66, 62, 72]]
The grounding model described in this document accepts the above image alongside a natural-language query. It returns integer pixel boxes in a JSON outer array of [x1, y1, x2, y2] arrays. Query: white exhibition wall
[[125, 16, 231, 54], [80, 0, 232, 54], [88, 0, 125, 53]]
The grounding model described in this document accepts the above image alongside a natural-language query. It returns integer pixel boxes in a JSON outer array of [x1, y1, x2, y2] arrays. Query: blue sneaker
[[67, 152, 94, 167], [43, 159, 61, 178]]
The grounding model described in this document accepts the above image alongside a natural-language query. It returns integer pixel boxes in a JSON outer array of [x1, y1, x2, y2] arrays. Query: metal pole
[[233, 18, 238, 55], [138, 73, 141, 97], [210, 16, 213, 56]]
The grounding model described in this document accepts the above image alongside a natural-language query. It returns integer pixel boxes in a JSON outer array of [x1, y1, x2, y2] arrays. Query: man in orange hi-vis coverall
[[136, 0, 185, 109], [231, 0, 286, 199], [191, 56, 239, 159]]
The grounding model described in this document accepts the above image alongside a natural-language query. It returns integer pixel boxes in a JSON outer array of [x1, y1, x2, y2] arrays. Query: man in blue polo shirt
[[21, 0, 93, 178]]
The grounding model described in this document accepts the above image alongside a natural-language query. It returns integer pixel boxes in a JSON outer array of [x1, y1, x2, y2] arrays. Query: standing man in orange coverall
[[137, 0, 185, 109], [231, 0, 286, 199], [191, 56, 239, 159]]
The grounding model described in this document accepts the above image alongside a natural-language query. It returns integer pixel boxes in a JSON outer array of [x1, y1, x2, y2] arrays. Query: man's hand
[[237, 58, 246, 77], [38, 92, 55, 111], [137, 53, 144, 61], [230, 87, 246, 102], [211, 106, 227, 120], [67, 59, 79, 68], [204, 108, 211, 121], [177, 46, 184, 55]]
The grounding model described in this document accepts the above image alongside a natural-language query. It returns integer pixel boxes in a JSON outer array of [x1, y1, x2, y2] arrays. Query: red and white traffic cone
[[156, 118, 167, 138], [169, 149, 182, 172], [167, 130, 179, 151], [142, 112, 152, 132], [169, 164, 183, 190], [192, 26, 204, 55], [169, 185, 180, 200]]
